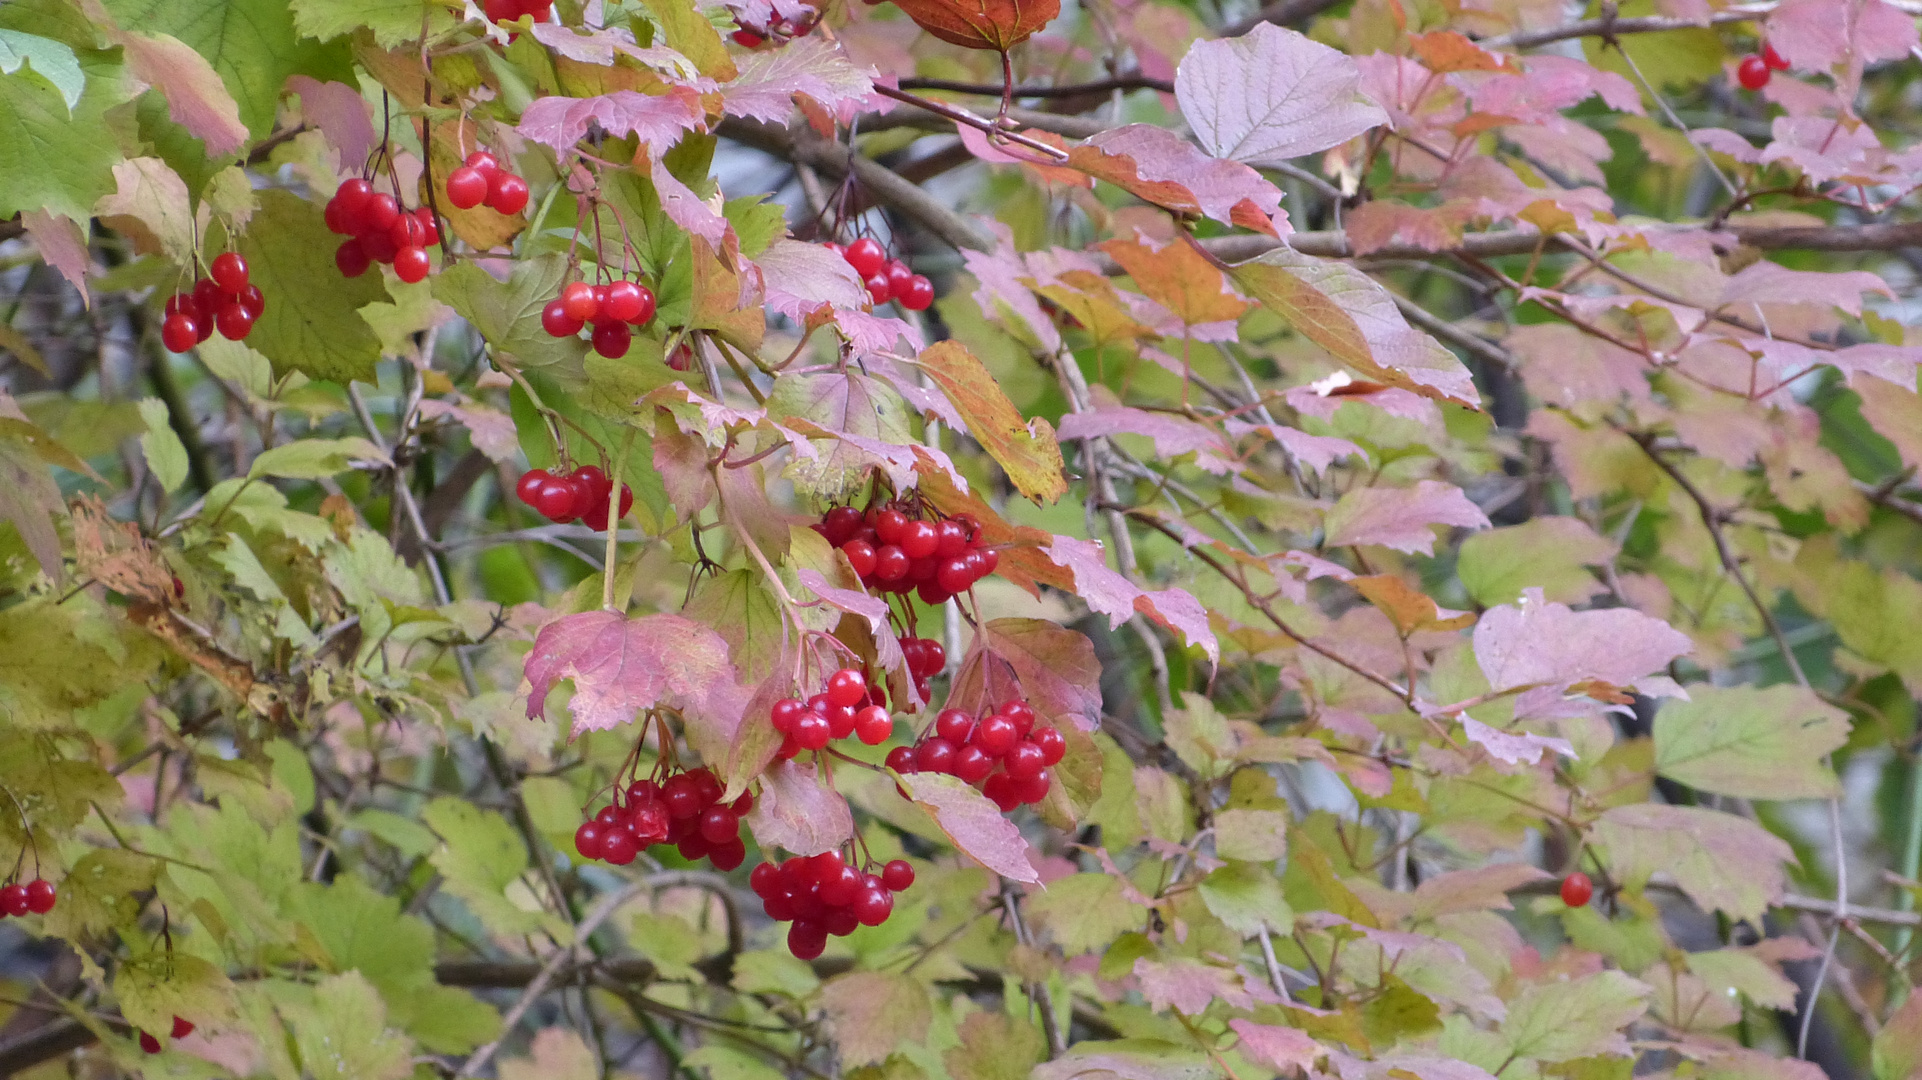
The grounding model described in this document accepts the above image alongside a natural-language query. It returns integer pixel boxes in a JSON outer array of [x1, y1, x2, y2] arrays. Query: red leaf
[[901, 772, 1039, 882], [886, 0, 1060, 52], [948, 617, 1104, 732], [20, 211, 90, 309], [744, 759, 853, 856], [794, 567, 905, 675], [523, 611, 752, 740], [1321, 479, 1490, 555]]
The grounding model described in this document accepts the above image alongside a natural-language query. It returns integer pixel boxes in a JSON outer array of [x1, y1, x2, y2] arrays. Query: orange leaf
[[915, 340, 1069, 503], [1098, 234, 1252, 326], [1410, 31, 1518, 73], [1350, 574, 1476, 635], [888, 0, 1060, 52]]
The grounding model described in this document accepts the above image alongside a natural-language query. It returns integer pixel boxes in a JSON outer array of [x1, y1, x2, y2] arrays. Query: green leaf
[[1498, 970, 1648, 1064], [41, 847, 160, 941], [114, 952, 237, 1037], [98, 0, 349, 136], [421, 796, 551, 936], [289, 972, 414, 1080], [818, 971, 931, 1067], [291, 0, 452, 49], [248, 436, 388, 479], [944, 1011, 1046, 1080], [1025, 873, 1149, 954], [1198, 862, 1292, 936], [0, 58, 123, 223], [236, 190, 390, 382], [1873, 988, 1922, 1080], [1592, 803, 1792, 922], [768, 370, 915, 499], [136, 398, 189, 494], [433, 253, 588, 374], [1457, 516, 1615, 606], [725, 194, 786, 258], [0, 28, 82, 109], [1653, 685, 1849, 799]]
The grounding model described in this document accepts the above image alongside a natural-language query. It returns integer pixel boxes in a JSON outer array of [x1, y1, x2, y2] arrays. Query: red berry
[[628, 799, 670, 845], [864, 271, 892, 305], [751, 862, 781, 895], [560, 281, 601, 322], [983, 772, 1021, 811], [171, 1017, 195, 1040], [953, 744, 994, 783], [932, 519, 968, 558], [0, 884, 27, 916], [415, 208, 440, 247], [602, 280, 647, 323], [884, 746, 916, 773], [732, 28, 764, 46], [1011, 770, 1051, 805], [140, 1031, 162, 1054], [1003, 700, 1036, 734], [899, 275, 935, 310], [464, 150, 501, 174], [884, 258, 914, 293], [822, 505, 862, 544], [771, 697, 806, 733], [916, 582, 953, 606], [335, 238, 372, 278], [1737, 54, 1770, 90], [853, 884, 893, 925], [663, 774, 703, 818], [24, 879, 55, 914], [841, 539, 877, 578], [237, 284, 265, 319], [389, 213, 427, 250], [826, 668, 867, 708], [900, 520, 938, 559], [793, 711, 832, 750], [936, 557, 975, 594], [1006, 740, 1046, 780], [362, 193, 401, 233], [335, 177, 374, 216], [488, 172, 530, 215], [972, 714, 1017, 756], [532, 474, 584, 522], [825, 702, 857, 740], [602, 827, 639, 865], [820, 863, 861, 906], [446, 165, 489, 209], [214, 299, 255, 340], [392, 245, 430, 283], [881, 859, 914, 891], [1031, 725, 1066, 766], [788, 919, 828, 959], [541, 298, 584, 337], [844, 237, 886, 278], [935, 708, 973, 744], [209, 251, 249, 294], [516, 469, 550, 506], [161, 313, 199, 352], [1561, 871, 1594, 908], [699, 805, 739, 844], [915, 639, 945, 677], [567, 465, 612, 516], [875, 509, 907, 543], [1763, 42, 1789, 70], [915, 737, 958, 774], [574, 821, 608, 860], [579, 481, 631, 530], [360, 226, 399, 263], [855, 705, 892, 745], [709, 838, 747, 871], [825, 906, 860, 936], [591, 320, 632, 358]]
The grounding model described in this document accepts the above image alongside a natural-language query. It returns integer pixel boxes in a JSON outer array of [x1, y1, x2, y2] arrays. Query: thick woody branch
[[1200, 218, 1922, 263]]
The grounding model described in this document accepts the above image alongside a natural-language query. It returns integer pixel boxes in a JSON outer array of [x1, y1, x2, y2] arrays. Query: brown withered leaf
[[889, 0, 1060, 52], [71, 495, 174, 604]]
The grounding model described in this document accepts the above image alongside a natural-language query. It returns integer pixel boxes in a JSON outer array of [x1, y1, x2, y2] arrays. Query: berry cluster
[[900, 636, 945, 703], [828, 238, 934, 310], [443, 150, 532, 217], [1560, 871, 1593, 908], [748, 852, 913, 959], [0, 877, 55, 917], [139, 1016, 195, 1055], [573, 767, 751, 871], [326, 179, 442, 284], [885, 700, 1061, 811], [814, 504, 1000, 606], [540, 279, 658, 359], [770, 667, 893, 757], [482, 0, 553, 25], [516, 465, 633, 529], [1737, 43, 1789, 90], [730, 9, 817, 47], [160, 253, 265, 353]]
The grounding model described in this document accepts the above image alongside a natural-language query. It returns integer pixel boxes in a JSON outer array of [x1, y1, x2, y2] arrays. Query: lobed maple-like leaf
[[901, 772, 1039, 882], [744, 759, 853, 856], [1473, 587, 1692, 696], [522, 611, 752, 740], [722, 37, 876, 124], [818, 972, 931, 1067], [1652, 685, 1849, 799], [1592, 803, 1792, 921], [116, 31, 249, 157], [1067, 125, 1285, 233], [516, 88, 704, 156], [1133, 957, 1254, 1015], [1174, 23, 1386, 168], [1045, 535, 1220, 663], [1098, 233, 1251, 327], [1322, 479, 1490, 555], [887, 0, 1059, 53], [915, 340, 1068, 503], [94, 158, 195, 266], [946, 617, 1102, 733], [1227, 1021, 1322, 1073]]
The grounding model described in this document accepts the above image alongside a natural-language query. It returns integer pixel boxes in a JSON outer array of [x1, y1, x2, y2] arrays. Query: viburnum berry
[[863, 271, 892, 305], [140, 1031, 162, 1054], [560, 281, 602, 322], [209, 252, 249, 294], [541, 299, 584, 337], [445, 165, 489, 209], [0, 883, 28, 916], [591, 320, 632, 359], [24, 878, 56, 914], [1561, 871, 1594, 908], [336, 238, 372, 278], [881, 859, 914, 891], [488, 171, 531, 215], [854, 705, 892, 744], [602, 280, 655, 324], [171, 1017, 195, 1040], [732, 27, 765, 46], [884, 745, 915, 773], [898, 274, 935, 310], [1762, 42, 1789, 70], [826, 668, 867, 707], [161, 313, 199, 353], [1737, 54, 1770, 90], [394, 245, 432, 284], [843, 237, 887, 278]]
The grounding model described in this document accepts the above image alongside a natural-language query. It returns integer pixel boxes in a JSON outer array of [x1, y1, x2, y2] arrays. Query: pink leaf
[[288, 77, 376, 173], [963, 226, 1062, 352], [754, 237, 869, 319], [1046, 534, 1141, 627], [1223, 420, 1365, 474], [1409, 863, 1554, 919], [21, 210, 90, 308], [1228, 1020, 1323, 1073], [744, 759, 854, 856], [523, 611, 752, 739], [1719, 260, 1892, 316], [517, 88, 705, 156], [1174, 23, 1386, 166], [416, 398, 519, 463], [1322, 479, 1490, 554], [1057, 405, 1236, 474], [1136, 588, 1219, 667], [1473, 587, 1692, 693], [528, 22, 705, 82], [1461, 716, 1576, 766], [948, 618, 1104, 732], [793, 567, 904, 673], [647, 160, 730, 244], [1077, 124, 1285, 229], [901, 772, 1039, 882], [1133, 957, 1252, 1014], [119, 32, 249, 156], [1768, 0, 1916, 74], [723, 37, 878, 124]]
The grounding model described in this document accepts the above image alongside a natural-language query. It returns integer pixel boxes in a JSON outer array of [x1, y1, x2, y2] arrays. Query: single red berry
[[953, 744, 995, 783], [560, 281, 601, 322], [389, 213, 427, 250], [935, 557, 975, 595], [819, 863, 861, 906], [1012, 770, 1051, 805], [161, 313, 198, 353], [733, 790, 754, 815], [872, 545, 909, 582], [932, 519, 968, 558], [1561, 871, 1594, 908], [874, 508, 907, 544], [853, 884, 893, 926], [1737, 54, 1770, 90], [972, 713, 1017, 757], [415, 207, 440, 247], [935, 708, 974, 745], [1005, 740, 1047, 780], [826, 668, 867, 708], [899, 520, 938, 559], [899, 275, 935, 311], [171, 1017, 195, 1040], [1003, 700, 1036, 734], [855, 705, 892, 745], [0, 884, 27, 917], [464, 150, 502, 174], [881, 859, 915, 892], [516, 469, 550, 508], [663, 773, 704, 818], [750, 862, 781, 896], [771, 697, 805, 733], [844, 237, 886, 278], [484, 0, 519, 22], [192, 278, 223, 317], [394, 245, 432, 283], [238, 284, 266, 319], [916, 639, 945, 677], [336, 238, 372, 278], [361, 192, 401, 234], [699, 805, 739, 844], [793, 711, 832, 750], [821, 505, 862, 544], [884, 258, 914, 293], [732, 28, 764, 46], [825, 906, 860, 937], [884, 745, 916, 773], [1031, 725, 1066, 766], [983, 772, 1021, 811], [601, 827, 639, 865], [541, 298, 584, 337], [488, 172, 531, 215], [140, 1031, 162, 1054], [916, 582, 952, 606], [532, 474, 583, 522], [24, 879, 55, 914], [710, 838, 747, 871], [209, 251, 249, 294], [335, 177, 374, 216], [568, 464, 612, 516], [591, 320, 632, 358], [788, 919, 828, 960], [575, 821, 608, 860], [164, 291, 202, 321], [446, 165, 489, 209], [915, 736, 958, 774], [601, 280, 646, 323], [864, 271, 892, 305], [1763, 42, 1789, 70], [214, 300, 255, 340], [842, 539, 877, 578]]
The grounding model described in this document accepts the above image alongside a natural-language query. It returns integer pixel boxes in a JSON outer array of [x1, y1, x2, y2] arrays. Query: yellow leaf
[[914, 340, 1068, 504]]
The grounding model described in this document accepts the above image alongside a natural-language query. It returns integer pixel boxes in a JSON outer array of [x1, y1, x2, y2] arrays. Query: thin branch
[[1482, 8, 1762, 50], [897, 74, 1174, 97]]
